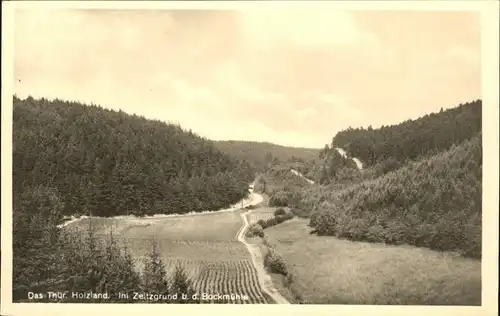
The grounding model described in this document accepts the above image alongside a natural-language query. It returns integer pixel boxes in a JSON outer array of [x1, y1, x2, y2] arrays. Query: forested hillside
[[308, 148, 360, 185], [253, 100, 483, 258], [13, 96, 255, 218], [329, 100, 481, 170], [12, 95, 255, 301], [309, 135, 482, 258], [214, 140, 320, 171]]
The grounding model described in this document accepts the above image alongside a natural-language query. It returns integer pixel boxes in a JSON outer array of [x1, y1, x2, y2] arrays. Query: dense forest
[[328, 100, 481, 169], [12, 95, 258, 302], [13, 96, 255, 218], [307, 148, 360, 185], [309, 135, 482, 258], [214, 140, 320, 172]]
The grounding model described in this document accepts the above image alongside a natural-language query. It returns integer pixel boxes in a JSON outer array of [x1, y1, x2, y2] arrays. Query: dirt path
[[290, 168, 315, 184], [237, 205, 290, 304], [335, 147, 364, 170]]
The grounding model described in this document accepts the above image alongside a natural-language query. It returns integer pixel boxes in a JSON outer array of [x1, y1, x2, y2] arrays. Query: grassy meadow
[[261, 218, 481, 305]]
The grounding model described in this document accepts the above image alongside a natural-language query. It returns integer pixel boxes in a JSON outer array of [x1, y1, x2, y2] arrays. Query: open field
[[62, 207, 274, 304], [121, 211, 244, 241], [125, 239, 249, 262], [67, 210, 245, 241], [262, 218, 482, 305]]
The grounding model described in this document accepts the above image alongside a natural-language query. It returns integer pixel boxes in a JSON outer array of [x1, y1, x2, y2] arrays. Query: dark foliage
[[309, 135, 482, 258], [170, 264, 198, 303], [246, 223, 265, 238], [13, 95, 255, 218], [275, 215, 286, 224], [214, 140, 320, 172], [265, 218, 278, 228], [263, 247, 288, 276], [329, 100, 481, 168], [274, 208, 286, 216], [257, 219, 267, 228]]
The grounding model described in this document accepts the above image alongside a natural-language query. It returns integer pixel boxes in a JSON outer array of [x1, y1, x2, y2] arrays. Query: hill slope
[[329, 100, 481, 169], [310, 134, 482, 258], [13, 95, 255, 218], [214, 140, 320, 171]]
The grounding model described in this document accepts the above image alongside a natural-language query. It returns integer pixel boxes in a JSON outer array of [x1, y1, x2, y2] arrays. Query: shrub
[[275, 215, 286, 224], [340, 218, 371, 241], [257, 219, 267, 229], [312, 206, 339, 236], [308, 207, 321, 228], [264, 248, 288, 276], [170, 264, 198, 303], [269, 192, 289, 207], [274, 208, 286, 216], [246, 223, 264, 238], [142, 241, 170, 294], [265, 218, 278, 228], [365, 224, 387, 243], [283, 213, 294, 220], [290, 207, 310, 218]]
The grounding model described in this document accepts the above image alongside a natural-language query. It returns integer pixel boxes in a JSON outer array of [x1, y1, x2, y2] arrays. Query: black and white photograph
[[1, 1, 499, 316]]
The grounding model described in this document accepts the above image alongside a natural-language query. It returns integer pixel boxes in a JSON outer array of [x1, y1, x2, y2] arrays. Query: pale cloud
[[13, 8, 481, 148], [239, 10, 360, 50], [316, 92, 363, 122]]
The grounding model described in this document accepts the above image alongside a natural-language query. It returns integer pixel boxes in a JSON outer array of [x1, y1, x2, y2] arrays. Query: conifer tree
[[142, 241, 170, 297], [171, 264, 198, 304]]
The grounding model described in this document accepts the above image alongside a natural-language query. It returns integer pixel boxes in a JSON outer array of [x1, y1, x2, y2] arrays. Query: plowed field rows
[[63, 206, 275, 304], [119, 239, 250, 261], [159, 259, 270, 304]]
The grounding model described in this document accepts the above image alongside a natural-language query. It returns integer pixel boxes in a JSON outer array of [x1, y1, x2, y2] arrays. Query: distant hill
[[13, 95, 255, 218], [309, 100, 482, 184], [213, 140, 321, 171]]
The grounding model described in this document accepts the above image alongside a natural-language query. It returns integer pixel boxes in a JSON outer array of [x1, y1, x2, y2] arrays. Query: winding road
[[290, 169, 315, 184], [335, 147, 364, 170], [288, 148, 363, 186], [236, 187, 290, 304]]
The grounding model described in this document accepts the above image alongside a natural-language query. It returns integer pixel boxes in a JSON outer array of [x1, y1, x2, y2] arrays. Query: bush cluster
[[274, 208, 286, 216], [263, 247, 288, 276], [263, 218, 278, 228], [260, 210, 294, 229], [256, 219, 266, 227], [245, 223, 264, 238], [269, 192, 289, 207], [289, 207, 310, 218]]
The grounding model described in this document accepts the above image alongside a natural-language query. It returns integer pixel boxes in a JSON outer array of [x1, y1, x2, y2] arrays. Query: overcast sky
[[13, 9, 481, 148]]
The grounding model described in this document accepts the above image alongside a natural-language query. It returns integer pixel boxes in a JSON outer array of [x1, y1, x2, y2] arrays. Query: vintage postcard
[[1, 1, 499, 316]]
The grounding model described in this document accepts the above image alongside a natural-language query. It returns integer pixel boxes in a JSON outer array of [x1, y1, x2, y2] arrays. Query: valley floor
[[63, 196, 277, 304], [261, 218, 481, 305], [62, 193, 481, 306]]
